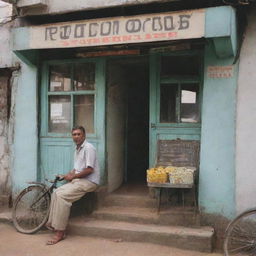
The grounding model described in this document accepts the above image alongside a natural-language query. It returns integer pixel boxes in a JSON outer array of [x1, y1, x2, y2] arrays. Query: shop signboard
[[29, 9, 205, 49], [207, 65, 234, 78]]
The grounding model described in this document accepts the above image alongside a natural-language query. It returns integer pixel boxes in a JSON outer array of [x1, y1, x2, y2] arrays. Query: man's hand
[[63, 167, 93, 181], [64, 173, 76, 181], [64, 170, 76, 182]]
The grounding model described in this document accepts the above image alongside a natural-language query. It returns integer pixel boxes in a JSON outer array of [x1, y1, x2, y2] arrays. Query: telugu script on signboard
[[29, 9, 205, 49]]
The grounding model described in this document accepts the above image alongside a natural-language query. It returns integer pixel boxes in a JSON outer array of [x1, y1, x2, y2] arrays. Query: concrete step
[[99, 193, 157, 208], [68, 217, 214, 252], [92, 206, 200, 226], [0, 208, 12, 225]]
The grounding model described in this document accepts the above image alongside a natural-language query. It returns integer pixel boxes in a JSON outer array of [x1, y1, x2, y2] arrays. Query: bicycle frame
[[12, 175, 64, 234], [26, 176, 62, 208]]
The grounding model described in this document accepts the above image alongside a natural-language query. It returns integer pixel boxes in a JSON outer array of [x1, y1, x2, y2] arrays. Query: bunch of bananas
[[146, 167, 168, 183]]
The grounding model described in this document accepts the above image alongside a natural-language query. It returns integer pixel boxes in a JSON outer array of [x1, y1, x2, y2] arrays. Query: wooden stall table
[[148, 139, 200, 213], [147, 181, 197, 213]]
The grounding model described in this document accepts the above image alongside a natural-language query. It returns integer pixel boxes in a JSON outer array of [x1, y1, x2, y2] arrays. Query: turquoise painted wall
[[199, 43, 237, 218], [12, 63, 38, 195]]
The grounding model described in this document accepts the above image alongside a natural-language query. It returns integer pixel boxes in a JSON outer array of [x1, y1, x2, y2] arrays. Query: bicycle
[[12, 175, 64, 234], [224, 208, 256, 256]]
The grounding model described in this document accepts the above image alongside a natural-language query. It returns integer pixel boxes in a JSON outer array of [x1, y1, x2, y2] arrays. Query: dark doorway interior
[[125, 57, 149, 183], [107, 56, 149, 187]]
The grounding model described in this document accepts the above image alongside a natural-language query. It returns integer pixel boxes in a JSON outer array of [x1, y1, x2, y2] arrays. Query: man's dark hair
[[72, 126, 86, 135]]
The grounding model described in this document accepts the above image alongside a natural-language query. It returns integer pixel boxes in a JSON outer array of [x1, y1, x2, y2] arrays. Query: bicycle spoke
[[230, 235, 254, 244], [225, 210, 256, 256], [13, 185, 51, 234], [229, 244, 255, 253]]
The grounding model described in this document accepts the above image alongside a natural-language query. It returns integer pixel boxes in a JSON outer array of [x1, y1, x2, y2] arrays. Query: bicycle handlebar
[[45, 174, 65, 184], [55, 174, 65, 181]]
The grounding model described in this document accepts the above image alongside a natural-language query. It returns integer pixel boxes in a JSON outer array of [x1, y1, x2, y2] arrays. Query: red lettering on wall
[[133, 35, 142, 40], [112, 36, 121, 42], [61, 41, 70, 46], [92, 38, 100, 44], [122, 35, 132, 41], [102, 37, 110, 43], [145, 34, 152, 39], [167, 32, 178, 38]]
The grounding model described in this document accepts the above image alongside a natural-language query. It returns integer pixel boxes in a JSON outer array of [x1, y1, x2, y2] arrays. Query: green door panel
[[40, 139, 74, 180], [40, 58, 106, 184], [149, 52, 202, 168]]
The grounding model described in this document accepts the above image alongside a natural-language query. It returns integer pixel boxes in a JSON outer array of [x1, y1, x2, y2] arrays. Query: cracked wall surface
[[0, 74, 11, 202]]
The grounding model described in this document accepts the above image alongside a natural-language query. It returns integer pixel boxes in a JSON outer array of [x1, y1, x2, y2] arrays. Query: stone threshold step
[[68, 217, 214, 252], [100, 194, 156, 208], [0, 208, 12, 224], [92, 206, 199, 226]]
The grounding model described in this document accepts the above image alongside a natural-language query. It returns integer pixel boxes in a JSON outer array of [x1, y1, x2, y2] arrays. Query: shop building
[[1, 0, 256, 245]]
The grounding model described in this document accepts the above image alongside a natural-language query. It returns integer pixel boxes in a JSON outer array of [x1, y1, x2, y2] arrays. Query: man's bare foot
[[46, 230, 66, 245]]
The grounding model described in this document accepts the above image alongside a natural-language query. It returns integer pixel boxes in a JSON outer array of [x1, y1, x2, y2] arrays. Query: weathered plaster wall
[[18, 0, 165, 16], [199, 42, 237, 218], [236, 8, 256, 214], [0, 24, 13, 68], [106, 62, 127, 192], [0, 1, 15, 205], [0, 74, 11, 202], [0, 1, 13, 68]]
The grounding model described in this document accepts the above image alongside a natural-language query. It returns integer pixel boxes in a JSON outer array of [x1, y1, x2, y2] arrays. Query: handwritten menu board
[[157, 140, 200, 167]]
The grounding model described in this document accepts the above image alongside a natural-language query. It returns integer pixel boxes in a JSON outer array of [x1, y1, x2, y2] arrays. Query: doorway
[[106, 56, 149, 191]]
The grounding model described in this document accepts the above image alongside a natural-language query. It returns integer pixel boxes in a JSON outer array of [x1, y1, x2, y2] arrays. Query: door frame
[[39, 57, 106, 184], [149, 50, 204, 168]]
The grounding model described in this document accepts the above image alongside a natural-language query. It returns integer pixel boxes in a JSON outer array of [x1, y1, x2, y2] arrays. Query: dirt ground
[[0, 223, 222, 256]]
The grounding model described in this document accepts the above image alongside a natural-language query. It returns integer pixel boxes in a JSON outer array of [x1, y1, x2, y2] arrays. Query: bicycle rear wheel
[[12, 185, 51, 234], [224, 209, 256, 256]]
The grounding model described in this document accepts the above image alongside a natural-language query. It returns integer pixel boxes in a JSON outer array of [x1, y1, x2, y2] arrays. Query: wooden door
[[149, 51, 203, 167], [40, 58, 105, 183]]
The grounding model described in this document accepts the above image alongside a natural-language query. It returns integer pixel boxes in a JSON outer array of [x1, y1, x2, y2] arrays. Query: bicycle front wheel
[[224, 209, 256, 256], [12, 185, 51, 234]]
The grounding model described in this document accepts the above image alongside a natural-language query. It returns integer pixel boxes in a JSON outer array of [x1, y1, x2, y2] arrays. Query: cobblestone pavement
[[0, 223, 222, 256]]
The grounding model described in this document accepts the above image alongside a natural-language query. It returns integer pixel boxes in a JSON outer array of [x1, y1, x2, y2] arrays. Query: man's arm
[[64, 167, 93, 181], [63, 169, 75, 181]]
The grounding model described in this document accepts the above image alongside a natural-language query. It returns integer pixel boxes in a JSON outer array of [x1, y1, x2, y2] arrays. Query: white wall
[[236, 7, 256, 214], [18, 0, 165, 16], [106, 63, 127, 192], [0, 1, 13, 68]]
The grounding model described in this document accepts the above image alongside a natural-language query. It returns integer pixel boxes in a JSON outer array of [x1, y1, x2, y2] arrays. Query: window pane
[[181, 83, 200, 123], [49, 64, 71, 92], [74, 63, 95, 91], [161, 56, 200, 77], [160, 84, 178, 123], [48, 96, 71, 133], [74, 95, 94, 133]]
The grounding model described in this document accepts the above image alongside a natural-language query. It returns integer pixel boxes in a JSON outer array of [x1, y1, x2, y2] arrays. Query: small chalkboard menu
[[156, 139, 200, 167]]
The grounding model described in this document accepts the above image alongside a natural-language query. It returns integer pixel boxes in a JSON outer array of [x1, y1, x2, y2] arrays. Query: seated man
[[46, 125, 100, 245]]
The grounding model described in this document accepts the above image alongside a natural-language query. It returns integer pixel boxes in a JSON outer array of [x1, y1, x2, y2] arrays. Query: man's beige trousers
[[47, 178, 98, 230]]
